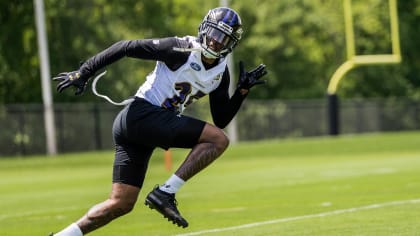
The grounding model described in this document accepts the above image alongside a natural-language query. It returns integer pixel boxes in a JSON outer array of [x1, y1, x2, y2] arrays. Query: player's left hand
[[237, 61, 267, 91], [52, 70, 89, 95]]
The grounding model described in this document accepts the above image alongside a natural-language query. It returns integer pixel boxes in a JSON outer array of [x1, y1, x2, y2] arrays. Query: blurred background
[[0, 0, 419, 156]]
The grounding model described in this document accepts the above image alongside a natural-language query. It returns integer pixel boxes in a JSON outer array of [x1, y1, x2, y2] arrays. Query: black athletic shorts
[[112, 97, 206, 188]]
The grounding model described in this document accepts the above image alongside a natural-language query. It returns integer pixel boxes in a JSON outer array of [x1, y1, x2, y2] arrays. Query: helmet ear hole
[[198, 7, 242, 58]]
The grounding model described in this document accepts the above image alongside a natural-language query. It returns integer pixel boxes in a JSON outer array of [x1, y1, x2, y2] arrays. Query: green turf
[[1, 131, 420, 235]]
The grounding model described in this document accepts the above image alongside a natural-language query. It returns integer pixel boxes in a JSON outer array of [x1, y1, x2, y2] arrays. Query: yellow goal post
[[327, 0, 402, 95], [327, 0, 401, 135]]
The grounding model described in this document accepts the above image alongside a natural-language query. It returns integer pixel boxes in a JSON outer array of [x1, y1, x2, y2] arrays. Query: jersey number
[[162, 82, 205, 110]]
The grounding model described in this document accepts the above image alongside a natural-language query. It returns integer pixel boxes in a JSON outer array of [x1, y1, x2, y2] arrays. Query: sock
[[54, 223, 83, 236], [159, 174, 185, 194]]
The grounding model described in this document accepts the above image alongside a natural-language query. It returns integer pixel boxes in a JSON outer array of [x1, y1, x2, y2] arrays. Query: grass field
[[1, 131, 420, 235]]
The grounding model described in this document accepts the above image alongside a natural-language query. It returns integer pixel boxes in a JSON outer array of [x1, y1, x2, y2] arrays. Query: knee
[[214, 129, 229, 153], [221, 131, 230, 149], [201, 124, 230, 152]]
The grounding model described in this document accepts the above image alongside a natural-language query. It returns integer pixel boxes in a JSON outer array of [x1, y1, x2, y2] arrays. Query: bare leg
[[175, 123, 229, 181], [76, 183, 140, 234]]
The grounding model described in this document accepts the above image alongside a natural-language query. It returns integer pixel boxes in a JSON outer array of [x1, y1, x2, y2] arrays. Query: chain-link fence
[[0, 103, 120, 156], [1, 98, 419, 156]]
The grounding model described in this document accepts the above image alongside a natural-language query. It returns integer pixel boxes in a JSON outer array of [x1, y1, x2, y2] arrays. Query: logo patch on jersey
[[190, 62, 201, 71], [214, 73, 223, 80], [152, 39, 160, 45]]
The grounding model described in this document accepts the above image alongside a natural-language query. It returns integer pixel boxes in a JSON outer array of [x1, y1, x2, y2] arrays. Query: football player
[[51, 7, 267, 236]]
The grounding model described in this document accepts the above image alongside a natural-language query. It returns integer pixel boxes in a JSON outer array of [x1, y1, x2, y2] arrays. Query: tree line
[[1, 0, 419, 104]]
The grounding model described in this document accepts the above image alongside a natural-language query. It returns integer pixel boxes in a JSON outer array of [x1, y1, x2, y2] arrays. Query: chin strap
[[91, 70, 135, 106]]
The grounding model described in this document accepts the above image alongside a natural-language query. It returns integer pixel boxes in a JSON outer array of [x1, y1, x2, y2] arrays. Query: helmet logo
[[236, 27, 244, 35], [190, 62, 202, 71]]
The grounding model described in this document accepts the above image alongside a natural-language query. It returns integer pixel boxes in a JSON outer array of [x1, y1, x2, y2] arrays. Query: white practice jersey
[[136, 37, 227, 114]]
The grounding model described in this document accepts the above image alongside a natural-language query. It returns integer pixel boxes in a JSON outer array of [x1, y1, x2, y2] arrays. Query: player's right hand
[[52, 70, 89, 95]]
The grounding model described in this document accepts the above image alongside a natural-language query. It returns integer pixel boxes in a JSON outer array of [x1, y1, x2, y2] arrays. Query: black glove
[[52, 70, 89, 95], [237, 61, 267, 90]]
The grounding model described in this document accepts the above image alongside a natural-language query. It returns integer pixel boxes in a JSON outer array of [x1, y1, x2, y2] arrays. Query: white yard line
[[176, 198, 420, 236]]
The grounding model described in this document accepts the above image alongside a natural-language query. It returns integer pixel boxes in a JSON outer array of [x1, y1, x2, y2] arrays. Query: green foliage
[[0, 0, 419, 103], [0, 2, 40, 103], [234, 0, 346, 99]]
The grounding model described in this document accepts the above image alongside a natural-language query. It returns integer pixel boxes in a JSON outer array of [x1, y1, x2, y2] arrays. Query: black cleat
[[145, 186, 189, 228]]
